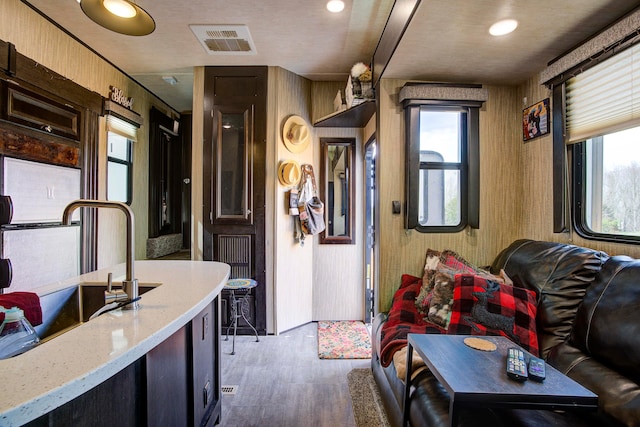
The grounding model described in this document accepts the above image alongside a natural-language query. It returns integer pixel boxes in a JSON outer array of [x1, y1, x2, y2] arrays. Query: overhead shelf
[[313, 100, 375, 128]]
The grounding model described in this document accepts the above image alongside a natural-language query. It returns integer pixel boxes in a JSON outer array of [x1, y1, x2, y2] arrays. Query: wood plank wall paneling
[[311, 81, 345, 123], [377, 79, 522, 311], [272, 67, 315, 333], [192, 67, 205, 261], [518, 77, 640, 259], [311, 80, 367, 321]]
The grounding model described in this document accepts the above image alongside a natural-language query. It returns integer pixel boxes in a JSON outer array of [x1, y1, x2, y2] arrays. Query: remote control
[[528, 356, 546, 382], [506, 347, 528, 381]]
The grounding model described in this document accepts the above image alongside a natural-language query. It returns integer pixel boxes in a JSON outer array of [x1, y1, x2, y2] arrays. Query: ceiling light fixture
[[489, 19, 518, 36], [79, 0, 155, 36], [327, 0, 345, 13]]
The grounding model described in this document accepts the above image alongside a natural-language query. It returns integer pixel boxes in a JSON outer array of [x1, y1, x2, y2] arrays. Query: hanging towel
[[0, 292, 43, 326]]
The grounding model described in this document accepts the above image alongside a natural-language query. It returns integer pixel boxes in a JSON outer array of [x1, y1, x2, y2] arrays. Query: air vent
[[190, 25, 257, 55]]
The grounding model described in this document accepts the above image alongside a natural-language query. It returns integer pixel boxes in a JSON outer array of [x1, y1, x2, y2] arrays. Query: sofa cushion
[[570, 255, 640, 386], [491, 239, 607, 358], [448, 274, 539, 356]]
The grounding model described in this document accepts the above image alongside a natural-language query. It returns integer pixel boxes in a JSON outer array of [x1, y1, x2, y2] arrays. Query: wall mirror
[[320, 137, 355, 244]]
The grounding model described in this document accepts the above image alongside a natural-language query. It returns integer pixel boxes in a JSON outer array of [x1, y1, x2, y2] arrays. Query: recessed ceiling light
[[327, 0, 345, 13], [103, 0, 137, 18], [489, 19, 518, 36]]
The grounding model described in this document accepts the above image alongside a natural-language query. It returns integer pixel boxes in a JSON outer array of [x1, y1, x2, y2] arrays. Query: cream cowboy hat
[[277, 159, 301, 186], [282, 115, 310, 153]]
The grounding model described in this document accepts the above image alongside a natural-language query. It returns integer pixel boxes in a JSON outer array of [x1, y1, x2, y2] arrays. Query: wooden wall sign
[[110, 86, 133, 109]]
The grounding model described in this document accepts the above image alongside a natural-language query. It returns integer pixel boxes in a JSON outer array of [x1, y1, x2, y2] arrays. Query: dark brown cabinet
[[191, 302, 220, 427], [1, 80, 81, 141], [25, 297, 222, 427], [146, 326, 189, 426]]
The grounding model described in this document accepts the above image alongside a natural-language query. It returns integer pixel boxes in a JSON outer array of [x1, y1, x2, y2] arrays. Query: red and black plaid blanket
[[379, 274, 445, 367]]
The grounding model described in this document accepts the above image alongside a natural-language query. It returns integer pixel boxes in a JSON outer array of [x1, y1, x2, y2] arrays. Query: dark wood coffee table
[[403, 334, 598, 427]]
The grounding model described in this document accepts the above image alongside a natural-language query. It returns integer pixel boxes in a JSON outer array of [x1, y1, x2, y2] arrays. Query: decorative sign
[[110, 86, 134, 109]]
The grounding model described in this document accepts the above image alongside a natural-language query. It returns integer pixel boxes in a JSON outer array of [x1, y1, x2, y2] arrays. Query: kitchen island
[[0, 260, 229, 427]]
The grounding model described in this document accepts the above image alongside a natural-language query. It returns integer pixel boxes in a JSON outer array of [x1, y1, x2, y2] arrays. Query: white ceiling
[[23, 0, 640, 113]]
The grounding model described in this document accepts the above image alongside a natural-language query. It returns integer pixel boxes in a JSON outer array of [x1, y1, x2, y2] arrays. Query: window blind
[[106, 115, 138, 141], [566, 44, 640, 144]]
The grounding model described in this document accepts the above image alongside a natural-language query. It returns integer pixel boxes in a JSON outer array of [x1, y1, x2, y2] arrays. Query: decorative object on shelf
[[523, 98, 550, 142], [277, 159, 301, 187], [334, 90, 346, 112], [282, 115, 311, 153], [346, 62, 373, 108]]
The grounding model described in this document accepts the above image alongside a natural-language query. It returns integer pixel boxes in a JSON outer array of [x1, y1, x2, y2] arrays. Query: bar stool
[[224, 278, 259, 355]]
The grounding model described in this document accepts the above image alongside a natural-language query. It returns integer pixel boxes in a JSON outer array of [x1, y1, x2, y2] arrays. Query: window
[[404, 101, 481, 232], [418, 109, 464, 227], [564, 43, 640, 243], [105, 113, 138, 205], [573, 127, 640, 242], [107, 132, 133, 204]]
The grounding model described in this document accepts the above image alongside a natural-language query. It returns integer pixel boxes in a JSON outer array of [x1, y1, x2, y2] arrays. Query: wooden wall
[[517, 77, 640, 259], [310, 81, 365, 322], [269, 67, 315, 333], [376, 75, 640, 312], [377, 79, 522, 311]]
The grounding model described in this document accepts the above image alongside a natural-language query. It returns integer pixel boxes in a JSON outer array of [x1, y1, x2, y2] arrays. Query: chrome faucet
[[62, 200, 139, 310]]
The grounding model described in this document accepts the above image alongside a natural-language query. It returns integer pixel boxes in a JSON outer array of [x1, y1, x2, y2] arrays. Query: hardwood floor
[[220, 322, 370, 427]]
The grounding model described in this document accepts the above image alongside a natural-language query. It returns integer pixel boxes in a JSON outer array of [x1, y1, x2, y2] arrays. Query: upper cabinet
[[1, 80, 81, 141]]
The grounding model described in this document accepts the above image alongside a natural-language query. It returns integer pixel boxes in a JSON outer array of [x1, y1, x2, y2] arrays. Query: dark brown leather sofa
[[372, 239, 640, 426]]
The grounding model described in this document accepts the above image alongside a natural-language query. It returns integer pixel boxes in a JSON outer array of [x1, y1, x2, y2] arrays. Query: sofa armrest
[[548, 342, 640, 426], [371, 312, 388, 360]]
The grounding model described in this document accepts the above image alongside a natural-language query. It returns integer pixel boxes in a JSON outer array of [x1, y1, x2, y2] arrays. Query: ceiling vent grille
[[190, 25, 257, 55]]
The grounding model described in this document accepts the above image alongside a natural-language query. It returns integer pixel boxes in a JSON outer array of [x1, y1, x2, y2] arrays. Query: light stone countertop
[[0, 260, 230, 426]]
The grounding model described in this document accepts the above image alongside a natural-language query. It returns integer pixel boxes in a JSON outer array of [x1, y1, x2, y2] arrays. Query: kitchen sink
[[36, 282, 161, 342]]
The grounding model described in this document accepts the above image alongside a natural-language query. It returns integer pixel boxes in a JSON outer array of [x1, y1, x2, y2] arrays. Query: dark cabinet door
[[203, 67, 267, 335], [146, 326, 189, 426], [192, 300, 221, 426]]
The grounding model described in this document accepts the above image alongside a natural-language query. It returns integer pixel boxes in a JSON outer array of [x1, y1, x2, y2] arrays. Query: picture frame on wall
[[523, 98, 550, 141]]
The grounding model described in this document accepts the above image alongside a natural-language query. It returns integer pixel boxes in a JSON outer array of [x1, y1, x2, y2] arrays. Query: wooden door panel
[[203, 66, 266, 334]]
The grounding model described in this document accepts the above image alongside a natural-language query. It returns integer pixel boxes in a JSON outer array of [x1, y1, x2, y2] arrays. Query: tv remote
[[506, 347, 528, 381], [528, 356, 546, 382]]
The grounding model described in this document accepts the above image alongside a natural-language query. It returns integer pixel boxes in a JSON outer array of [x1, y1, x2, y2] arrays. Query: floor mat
[[347, 368, 391, 427], [317, 320, 372, 359]]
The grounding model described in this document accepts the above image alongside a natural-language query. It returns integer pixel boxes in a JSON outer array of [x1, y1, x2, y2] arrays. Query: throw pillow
[[420, 248, 442, 292], [447, 274, 539, 356], [417, 250, 477, 316], [417, 250, 481, 328]]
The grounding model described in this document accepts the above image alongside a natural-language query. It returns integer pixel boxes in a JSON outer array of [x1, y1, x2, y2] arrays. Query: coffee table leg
[[403, 343, 413, 427], [449, 400, 458, 427]]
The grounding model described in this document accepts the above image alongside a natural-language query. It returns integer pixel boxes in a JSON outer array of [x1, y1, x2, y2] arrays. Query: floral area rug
[[317, 320, 372, 359]]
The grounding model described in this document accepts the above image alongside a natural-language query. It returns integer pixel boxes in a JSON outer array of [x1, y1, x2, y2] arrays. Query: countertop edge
[[0, 260, 229, 426]]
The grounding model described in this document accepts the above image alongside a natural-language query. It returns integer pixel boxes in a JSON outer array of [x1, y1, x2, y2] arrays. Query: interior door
[[202, 67, 267, 335]]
